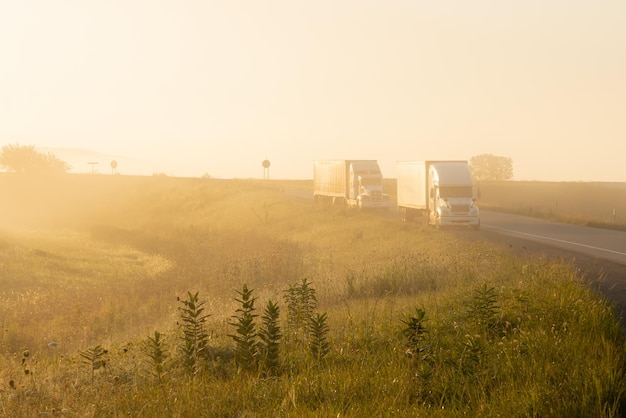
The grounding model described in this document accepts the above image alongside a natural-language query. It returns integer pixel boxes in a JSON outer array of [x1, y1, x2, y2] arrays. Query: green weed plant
[[0, 175, 624, 416]]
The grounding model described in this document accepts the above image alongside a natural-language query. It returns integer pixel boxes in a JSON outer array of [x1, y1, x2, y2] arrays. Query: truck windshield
[[359, 177, 381, 186], [439, 186, 473, 198]]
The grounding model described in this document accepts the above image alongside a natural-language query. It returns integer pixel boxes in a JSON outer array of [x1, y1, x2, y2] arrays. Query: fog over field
[[2, 1, 625, 181]]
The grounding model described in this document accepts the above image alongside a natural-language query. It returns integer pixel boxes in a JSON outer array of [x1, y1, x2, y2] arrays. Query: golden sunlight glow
[[1, 1, 625, 180]]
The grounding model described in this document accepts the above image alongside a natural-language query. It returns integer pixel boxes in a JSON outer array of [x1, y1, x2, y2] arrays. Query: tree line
[[1, 144, 514, 181], [0, 144, 70, 174]]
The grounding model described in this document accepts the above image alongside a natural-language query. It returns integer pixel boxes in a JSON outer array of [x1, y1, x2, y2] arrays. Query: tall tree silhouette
[[0, 144, 70, 174], [469, 154, 513, 181]]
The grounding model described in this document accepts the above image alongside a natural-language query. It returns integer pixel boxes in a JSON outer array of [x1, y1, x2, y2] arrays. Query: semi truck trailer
[[397, 160, 480, 229], [313, 160, 387, 209]]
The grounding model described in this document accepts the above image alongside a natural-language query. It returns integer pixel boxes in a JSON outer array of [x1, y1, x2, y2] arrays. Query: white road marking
[[484, 225, 626, 257]]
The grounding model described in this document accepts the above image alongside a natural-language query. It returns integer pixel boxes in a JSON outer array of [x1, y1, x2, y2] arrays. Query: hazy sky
[[2, 1, 625, 180]]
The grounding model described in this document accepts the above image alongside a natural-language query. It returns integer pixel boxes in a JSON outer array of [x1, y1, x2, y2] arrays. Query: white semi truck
[[397, 160, 480, 229], [313, 160, 388, 209]]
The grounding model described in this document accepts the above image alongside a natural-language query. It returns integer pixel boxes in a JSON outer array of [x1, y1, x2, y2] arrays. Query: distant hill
[[40, 148, 171, 176]]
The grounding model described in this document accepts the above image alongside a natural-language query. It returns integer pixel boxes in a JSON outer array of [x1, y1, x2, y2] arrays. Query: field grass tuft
[[0, 174, 624, 416]]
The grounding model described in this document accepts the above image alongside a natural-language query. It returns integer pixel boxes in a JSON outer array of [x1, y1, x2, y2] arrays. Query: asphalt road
[[480, 210, 626, 265]]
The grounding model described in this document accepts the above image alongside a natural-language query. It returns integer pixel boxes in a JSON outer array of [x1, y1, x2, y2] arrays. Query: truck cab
[[429, 162, 480, 229], [349, 161, 386, 209], [313, 159, 389, 209]]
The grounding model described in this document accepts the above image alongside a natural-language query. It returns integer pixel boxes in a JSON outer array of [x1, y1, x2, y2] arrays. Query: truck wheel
[[402, 208, 415, 222]]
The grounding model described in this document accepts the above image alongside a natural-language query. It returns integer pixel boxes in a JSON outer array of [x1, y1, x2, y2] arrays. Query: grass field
[[476, 180, 626, 230], [0, 174, 624, 417]]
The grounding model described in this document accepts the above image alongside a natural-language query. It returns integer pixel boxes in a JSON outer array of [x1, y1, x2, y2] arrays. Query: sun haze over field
[[1, 1, 625, 181]]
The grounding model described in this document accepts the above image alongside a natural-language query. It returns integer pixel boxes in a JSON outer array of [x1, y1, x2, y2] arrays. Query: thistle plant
[[308, 312, 330, 362], [229, 284, 259, 373], [258, 300, 282, 376], [283, 278, 317, 342], [400, 308, 434, 399], [144, 331, 170, 384], [467, 284, 500, 332], [400, 308, 429, 360], [178, 291, 211, 375], [80, 345, 108, 387], [460, 334, 484, 375]]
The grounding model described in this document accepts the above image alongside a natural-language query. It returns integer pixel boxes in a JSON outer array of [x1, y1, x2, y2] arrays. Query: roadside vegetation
[[0, 174, 624, 417]]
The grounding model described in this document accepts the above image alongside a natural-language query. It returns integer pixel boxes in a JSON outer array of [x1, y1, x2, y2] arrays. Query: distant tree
[[469, 154, 513, 181], [0, 144, 71, 174]]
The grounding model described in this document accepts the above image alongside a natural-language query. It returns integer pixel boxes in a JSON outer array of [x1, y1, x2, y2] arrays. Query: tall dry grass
[[0, 173, 624, 417]]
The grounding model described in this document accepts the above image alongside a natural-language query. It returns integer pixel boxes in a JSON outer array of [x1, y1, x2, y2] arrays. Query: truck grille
[[370, 190, 383, 202], [450, 204, 469, 214]]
